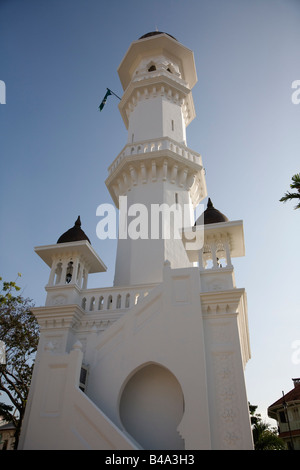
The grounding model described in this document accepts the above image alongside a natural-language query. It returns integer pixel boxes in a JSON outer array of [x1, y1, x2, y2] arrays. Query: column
[[198, 248, 205, 271], [211, 242, 218, 269], [71, 258, 79, 285], [48, 261, 56, 286], [82, 268, 88, 289], [224, 239, 233, 268], [60, 261, 68, 285]]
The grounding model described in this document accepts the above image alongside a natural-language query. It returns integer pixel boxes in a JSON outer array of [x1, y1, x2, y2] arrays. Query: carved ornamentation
[[213, 352, 242, 449]]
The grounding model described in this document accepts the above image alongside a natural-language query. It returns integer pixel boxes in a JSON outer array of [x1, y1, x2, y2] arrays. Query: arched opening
[[119, 363, 184, 450], [216, 242, 227, 268], [148, 64, 156, 72], [65, 261, 73, 284], [98, 296, 104, 310], [107, 295, 113, 310], [125, 293, 130, 308], [116, 294, 122, 309], [90, 297, 95, 311]]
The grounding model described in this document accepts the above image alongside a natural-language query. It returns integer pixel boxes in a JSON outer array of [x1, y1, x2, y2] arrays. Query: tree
[[0, 275, 39, 449], [280, 173, 300, 210], [249, 403, 286, 450]]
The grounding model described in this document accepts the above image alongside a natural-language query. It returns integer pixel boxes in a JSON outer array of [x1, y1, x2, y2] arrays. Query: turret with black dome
[[195, 198, 229, 226], [57, 216, 91, 244]]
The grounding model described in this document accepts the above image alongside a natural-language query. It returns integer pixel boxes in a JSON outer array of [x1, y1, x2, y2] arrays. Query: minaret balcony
[[108, 136, 203, 174], [105, 137, 207, 208]]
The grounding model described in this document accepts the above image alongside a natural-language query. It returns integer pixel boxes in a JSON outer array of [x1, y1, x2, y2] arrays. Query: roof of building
[[139, 31, 177, 41], [269, 379, 300, 409], [57, 216, 91, 244], [0, 421, 16, 431], [195, 198, 229, 225]]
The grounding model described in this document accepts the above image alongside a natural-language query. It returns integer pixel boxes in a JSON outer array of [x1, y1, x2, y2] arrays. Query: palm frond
[[290, 173, 300, 190], [280, 188, 300, 209], [280, 191, 300, 201]]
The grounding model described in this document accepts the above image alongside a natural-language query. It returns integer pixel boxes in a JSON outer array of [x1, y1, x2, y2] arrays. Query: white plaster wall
[[87, 266, 212, 450], [19, 346, 137, 450], [21, 265, 253, 450], [203, 315, 253, 449], [128, 96, 162, 143], [114, 181, 194, 286], [128, 96, 186, 144], [85, 266, 252, 450], [162, 98, 186, 144]]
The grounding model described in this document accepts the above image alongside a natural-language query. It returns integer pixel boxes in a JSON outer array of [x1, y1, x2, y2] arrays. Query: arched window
[[98, 296, 104, 310], [90, 297, 95, 311], [107, 295, 113, 310], [216, 241, 227, 268], [66, 261, 73, 284], [125, 293, 130, 308], [116, 294, 122, 309], [81, 297, 86, 310]]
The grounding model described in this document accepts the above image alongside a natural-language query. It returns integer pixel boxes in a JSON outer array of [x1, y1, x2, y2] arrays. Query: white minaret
[[105, 32, 207, 286], [20, 32, 253, 452]]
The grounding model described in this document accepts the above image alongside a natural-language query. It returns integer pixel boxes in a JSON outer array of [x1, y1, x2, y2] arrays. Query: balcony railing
[[108, 137, 203, 175], [80, 283, 158, 313]]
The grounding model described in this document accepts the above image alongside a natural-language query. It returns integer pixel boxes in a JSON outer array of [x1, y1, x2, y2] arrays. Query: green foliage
[[0, 274, 39, 449], [249, 403, 286, 450], [280, 173, 300, 210]]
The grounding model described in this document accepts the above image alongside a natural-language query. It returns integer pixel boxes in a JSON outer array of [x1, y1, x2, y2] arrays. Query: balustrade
[[80, 284, 156, 313], [199, 238, 233, 271], [108, 137, 202, 175]]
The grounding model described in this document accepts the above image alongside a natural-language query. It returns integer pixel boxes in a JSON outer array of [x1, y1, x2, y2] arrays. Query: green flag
[[99, 89, 112, 111]]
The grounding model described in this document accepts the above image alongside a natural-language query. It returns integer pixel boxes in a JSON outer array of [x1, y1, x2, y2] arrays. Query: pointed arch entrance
[[119, 363, 185, 449]]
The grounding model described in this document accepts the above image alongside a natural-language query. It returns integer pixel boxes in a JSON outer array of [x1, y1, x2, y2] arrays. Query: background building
[[268, 378, 300, 450], [0, 420, 16, 450]]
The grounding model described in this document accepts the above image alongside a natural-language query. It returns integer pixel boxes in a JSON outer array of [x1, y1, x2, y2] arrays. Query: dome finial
[[194, 198, 229, 226], [57, 216, 91, 244], [75, 216, 81, 227]]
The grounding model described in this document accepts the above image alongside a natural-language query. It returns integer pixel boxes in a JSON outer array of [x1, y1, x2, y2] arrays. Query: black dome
[[139, 31, 177, 41], [195, 198, 229, 226], [57, 216, 91, 244]]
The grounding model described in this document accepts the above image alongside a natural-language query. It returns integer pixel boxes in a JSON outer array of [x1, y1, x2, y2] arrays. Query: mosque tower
[[106, 31, 206, 286], [19, 32, 253, 451]]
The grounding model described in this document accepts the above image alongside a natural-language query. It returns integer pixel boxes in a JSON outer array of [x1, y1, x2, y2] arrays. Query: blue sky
[[1, 0, 299, 425]]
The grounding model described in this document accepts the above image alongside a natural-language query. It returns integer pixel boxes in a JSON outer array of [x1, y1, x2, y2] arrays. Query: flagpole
[[107, 88, 121, 101]]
